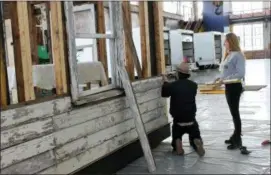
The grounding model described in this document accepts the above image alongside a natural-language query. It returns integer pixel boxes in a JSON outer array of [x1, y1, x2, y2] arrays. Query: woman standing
[[215, 33, 246, 150]]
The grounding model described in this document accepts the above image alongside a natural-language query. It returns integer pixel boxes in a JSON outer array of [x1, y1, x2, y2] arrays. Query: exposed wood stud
[[27, 3, 39, 65], [122, 1, 135, 80], [122, 4, 142, 79], [12, 1, 35, 102], [139, 2, 151, 78], [96, 1, 108, 79], [153, 2, 166, 75], [50, 1, 68, 95], [0, 55, 8, 108]]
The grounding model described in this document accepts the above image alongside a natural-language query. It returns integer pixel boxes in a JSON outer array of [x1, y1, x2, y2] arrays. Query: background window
[[232, 1, 263, 14], [233, 22, 264, 51]]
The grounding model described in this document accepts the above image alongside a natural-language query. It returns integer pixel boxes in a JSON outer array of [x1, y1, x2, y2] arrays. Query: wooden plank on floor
[[96, 2, 108, 78], [50, 1, 68, 95], [153, 2, 165, 75], [0, 8, 9, 108], [139, 1, 151, 78], [12, 1, 35, 102], [122, 1, 135, 80]]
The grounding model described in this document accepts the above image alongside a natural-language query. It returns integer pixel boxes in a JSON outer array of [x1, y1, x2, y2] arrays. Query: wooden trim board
[[13, 2, 35, 102], [139, 1, 151, 78], [122, 1, 135, 80]]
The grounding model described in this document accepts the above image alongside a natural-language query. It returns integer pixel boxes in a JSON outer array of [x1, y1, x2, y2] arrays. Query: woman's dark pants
[[225, 83, 243, 136]]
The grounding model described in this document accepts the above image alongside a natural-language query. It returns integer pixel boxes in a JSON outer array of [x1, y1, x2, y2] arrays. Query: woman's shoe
[[225, 138, 233, 144], [227, 134, 242, 150], [225, 133, 235, 144]]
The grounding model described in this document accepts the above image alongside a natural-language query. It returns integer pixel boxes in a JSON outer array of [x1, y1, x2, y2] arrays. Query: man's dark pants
[[171, 120, 203, 151]]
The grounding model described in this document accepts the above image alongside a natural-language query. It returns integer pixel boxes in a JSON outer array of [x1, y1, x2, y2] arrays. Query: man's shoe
[[193, 139, 205, 157], [175, 139, 185, 155]]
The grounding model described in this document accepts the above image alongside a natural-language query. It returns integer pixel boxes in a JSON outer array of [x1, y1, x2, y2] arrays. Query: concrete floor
[[118, 59, 270, 174]]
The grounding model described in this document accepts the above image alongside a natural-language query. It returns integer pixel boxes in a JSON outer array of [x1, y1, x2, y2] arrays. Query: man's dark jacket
[[161, 78, 198, 123]]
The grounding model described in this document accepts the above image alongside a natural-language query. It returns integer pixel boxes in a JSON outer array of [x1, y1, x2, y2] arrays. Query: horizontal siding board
[[132, 77, 163, 93], [139, 98, 165, 114], [136, 88, 161, 104], [1, 97, 71, 130], [54, 102, 165, 147], [53, 97, 129, 130], [54, 108, 132, 147], [53, 97, 164, 130], [0, 150, 55, 174], [1, 118, 54, 150], [39, 116, 168, 174], [55, 119, 135, 162], [1, 133, 55, 169], [55, 107, 166, 161]]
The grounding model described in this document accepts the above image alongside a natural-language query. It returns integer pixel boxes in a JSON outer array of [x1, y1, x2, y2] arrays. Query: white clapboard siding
[[55, 119, 135, 161], [54, 108, 132, 146], [0, 77, 167, 174], [39, 116, 168, 174], [132, 77, 163, 93], [55, 107, 166, 161], [1, 97, 71, 130], [53, 97, 164, 130], [54, 104, 165, 147], [0, 150, 55, 175], [136, 88, 161, 104], [53, 97, 128, 130], [1, 118, 54, 150], [1, 133, 55, 169]]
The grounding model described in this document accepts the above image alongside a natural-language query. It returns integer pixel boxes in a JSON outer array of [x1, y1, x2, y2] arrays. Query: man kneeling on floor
[[161, 62, 205, 157]]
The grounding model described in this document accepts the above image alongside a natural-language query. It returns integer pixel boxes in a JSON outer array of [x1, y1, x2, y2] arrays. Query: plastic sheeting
[[118, 60, 270, 174]]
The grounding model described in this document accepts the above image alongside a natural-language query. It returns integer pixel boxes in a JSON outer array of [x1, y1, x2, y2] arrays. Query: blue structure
[[203, 1, 229, 32]]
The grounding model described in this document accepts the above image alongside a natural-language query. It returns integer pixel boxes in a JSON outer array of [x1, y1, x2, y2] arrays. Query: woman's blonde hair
[[224, 32, 242, 60]]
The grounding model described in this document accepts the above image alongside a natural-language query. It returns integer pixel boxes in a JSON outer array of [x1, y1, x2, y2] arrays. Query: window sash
[[64, 2, 118, 102]]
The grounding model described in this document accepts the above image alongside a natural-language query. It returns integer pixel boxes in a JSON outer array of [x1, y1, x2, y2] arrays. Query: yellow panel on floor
[[200, 90, 225, 94]]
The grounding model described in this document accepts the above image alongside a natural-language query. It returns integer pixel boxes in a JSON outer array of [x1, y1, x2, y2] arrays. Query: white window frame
[[73, 5, 97, 62], [64, 2, 118, 102]]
